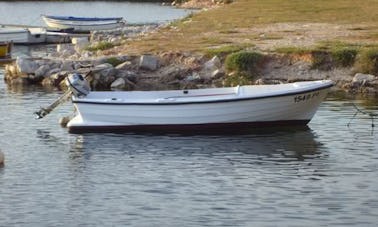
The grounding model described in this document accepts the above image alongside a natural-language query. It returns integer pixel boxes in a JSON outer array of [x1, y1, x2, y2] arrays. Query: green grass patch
[[316, 40, 362, 50], [223, 72, 253, 87], [355, 47, 378, 74], [276, 42, 359, 69], [104, 57, 124, 67], [203, 44, 253, 58], [86, 41, 115, 52], [331, 47, 358, 67], [225, 51, 264, 73]]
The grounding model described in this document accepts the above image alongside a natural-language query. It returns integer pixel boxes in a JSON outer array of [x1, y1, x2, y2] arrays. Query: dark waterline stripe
[[68, 120, 310, 134]]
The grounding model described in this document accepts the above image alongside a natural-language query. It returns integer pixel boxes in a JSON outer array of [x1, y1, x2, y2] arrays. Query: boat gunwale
[[42, 15, 123, 22], [43, 20, 124, 27], [72, 81, 334, 106]]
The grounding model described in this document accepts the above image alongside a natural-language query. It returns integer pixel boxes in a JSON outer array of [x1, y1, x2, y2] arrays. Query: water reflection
[[68, 126, 324, 164]]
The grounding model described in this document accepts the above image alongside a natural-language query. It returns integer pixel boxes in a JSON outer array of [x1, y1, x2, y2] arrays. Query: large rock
[[42, 71, 68, 87], [159, 65, 189, 83], [211, 69, 225, 79], [199, 56, 222, 80], [352, 73, 376, 84], [93, 63, 113, 72], [46, 68, 61, 77], [139, 55, 159, 71], [61, 61, 74, 71], [56, 44, 76, 59], [57, 44, 75, 53], [204, 56, 221, 71], [115, 61, 133, 70], [34, 65, 50, 77], [16, 57, 39, 74], [72, 37, 89, 52], [116, 70, 138, 83], [110, 78, 126, 90]]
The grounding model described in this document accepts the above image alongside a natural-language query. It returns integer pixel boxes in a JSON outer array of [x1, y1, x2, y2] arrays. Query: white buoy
[[0, 150, 4, 167]]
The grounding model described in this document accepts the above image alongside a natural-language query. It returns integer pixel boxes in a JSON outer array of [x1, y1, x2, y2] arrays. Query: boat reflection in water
[[67, 126, 324, 167]]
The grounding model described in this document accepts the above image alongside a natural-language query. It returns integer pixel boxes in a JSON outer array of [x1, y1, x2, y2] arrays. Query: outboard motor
[[66, 73, 91, 97]]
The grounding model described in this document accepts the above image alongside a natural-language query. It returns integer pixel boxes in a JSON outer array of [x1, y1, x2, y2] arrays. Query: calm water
[[0, 1, 192, 25], [1, 1, 378, 226]]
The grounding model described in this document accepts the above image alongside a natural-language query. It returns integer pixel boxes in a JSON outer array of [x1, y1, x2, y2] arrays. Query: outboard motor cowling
[[66, 73, 91, 97]]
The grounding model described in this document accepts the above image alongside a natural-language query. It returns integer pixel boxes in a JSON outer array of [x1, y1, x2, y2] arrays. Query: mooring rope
[[347, 102, 377, 130]]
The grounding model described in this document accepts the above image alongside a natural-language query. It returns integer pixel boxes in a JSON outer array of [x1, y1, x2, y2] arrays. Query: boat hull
[[0, 28, 29, 43], [42, 16, 124, 32], [67, 80, 333, 133]]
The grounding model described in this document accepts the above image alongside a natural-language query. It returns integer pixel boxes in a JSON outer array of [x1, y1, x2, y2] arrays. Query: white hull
[[67, 80, 333, 133], [0, 27, 29, 43], [42, 16, 125, 31]]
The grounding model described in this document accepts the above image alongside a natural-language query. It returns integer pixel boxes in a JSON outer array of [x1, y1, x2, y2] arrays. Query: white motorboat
[[41, 15, 125, 32], [62, 74, 333, 133]]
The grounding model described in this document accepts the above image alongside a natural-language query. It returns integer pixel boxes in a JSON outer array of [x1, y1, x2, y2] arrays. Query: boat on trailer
[[60, 74, 333, 133], [41, 15, 126, 32]]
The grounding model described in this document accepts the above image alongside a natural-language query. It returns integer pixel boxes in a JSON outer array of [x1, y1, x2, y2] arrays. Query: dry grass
[[112, 0, 378, 55]]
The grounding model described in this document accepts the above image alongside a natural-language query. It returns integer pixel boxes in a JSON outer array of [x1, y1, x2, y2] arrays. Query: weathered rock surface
[[139, 55, 159, 71]]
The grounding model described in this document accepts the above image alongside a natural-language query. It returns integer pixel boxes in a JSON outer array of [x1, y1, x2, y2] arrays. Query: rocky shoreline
[[2, 2, 378, 97], [3, 26, 377, 95], [4, 43, 377, 96]]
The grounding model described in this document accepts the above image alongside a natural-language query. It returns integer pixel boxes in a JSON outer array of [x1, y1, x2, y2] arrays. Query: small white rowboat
[[64, 74, 333, 133], [41, 15, 125, 32]]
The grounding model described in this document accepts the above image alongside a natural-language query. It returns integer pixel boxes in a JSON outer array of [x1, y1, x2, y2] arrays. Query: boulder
[[72, 37, 89, 52], [116, 70, 138, 83], [61, 61, 74, 71], [110, 78, 126, 90], [46, 68, 61, 77], [60, 49, 76, 58], [204, 56, 221, 71], [42, 71, 68, 87], [16, 57, 39, 74], [100, 67, 117, 78], [199, 56, 222, 80], [352, 73, 376, 85], [57, 44, 75, 53], [93, 63, 113, 72], [34, 65, 50, 77], [5, 64, 18, 76], [139, 55, 159, 71], [211, 69, 225, 79], [115, 61, 133, 70], [185, 72, 201, 82], [159, 65, 189, 83]]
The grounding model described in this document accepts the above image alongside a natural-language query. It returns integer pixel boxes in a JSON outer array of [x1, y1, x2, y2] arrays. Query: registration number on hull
[[294, 92, 320, 103]]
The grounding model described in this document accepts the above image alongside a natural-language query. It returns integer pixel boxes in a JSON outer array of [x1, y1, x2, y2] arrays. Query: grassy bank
[[116, 0, 378, 54]]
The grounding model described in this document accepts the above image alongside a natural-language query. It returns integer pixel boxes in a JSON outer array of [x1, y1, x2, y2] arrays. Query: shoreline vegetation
[[3, 0, 378, 97]]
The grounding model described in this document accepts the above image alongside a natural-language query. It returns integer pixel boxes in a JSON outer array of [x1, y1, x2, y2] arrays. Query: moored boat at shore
[[62, 74, 334, 133], [41, 15, 126, 32], [0, 26, 29, 43]]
